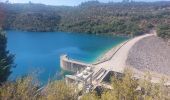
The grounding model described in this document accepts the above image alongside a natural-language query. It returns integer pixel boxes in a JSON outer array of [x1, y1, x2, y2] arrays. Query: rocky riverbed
[[126, 35, 170, 76]]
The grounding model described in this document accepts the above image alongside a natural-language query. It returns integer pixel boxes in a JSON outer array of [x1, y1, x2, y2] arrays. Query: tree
[[0, 28, 14, 83], [109, 69, 139, 100], [157, 24, 170, 39], [0, 3, 5, 27]]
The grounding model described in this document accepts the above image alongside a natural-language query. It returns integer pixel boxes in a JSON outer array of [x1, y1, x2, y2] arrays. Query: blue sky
[[1, 0, 170, 6]]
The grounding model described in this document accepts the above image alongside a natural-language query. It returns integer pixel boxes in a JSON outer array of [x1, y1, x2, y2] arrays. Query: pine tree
[[0, 28, 14, 83]]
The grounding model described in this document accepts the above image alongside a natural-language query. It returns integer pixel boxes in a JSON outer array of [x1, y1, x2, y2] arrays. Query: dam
[[60, 33, 170, 92], [60, 53, 125, 92], [60, 37, 131, 91]]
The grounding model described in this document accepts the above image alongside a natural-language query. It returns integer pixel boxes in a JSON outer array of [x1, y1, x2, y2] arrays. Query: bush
[[0, 77, 78, 100], [43, 81, 78, 100], [157, 24, 170, 39], [0, 76, 40, 100]]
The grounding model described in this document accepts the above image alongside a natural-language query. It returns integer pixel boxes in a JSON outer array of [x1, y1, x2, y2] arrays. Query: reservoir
[[7, 31, 128, 83]]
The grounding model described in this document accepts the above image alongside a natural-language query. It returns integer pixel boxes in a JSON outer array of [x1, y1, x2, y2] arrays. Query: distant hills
[[1, 1, 170, 37]]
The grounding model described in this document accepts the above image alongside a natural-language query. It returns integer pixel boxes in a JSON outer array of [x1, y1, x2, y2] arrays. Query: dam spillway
[[60, 54, 123, 91]]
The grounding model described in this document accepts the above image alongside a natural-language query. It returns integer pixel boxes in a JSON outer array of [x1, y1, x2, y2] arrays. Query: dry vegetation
[[0, 77, 78, 100], [81, 69, 170, 100], [0, 69, 170, 100]]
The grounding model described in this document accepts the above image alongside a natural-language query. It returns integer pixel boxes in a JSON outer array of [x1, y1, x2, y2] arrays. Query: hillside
[[1, 1, 170, 37]]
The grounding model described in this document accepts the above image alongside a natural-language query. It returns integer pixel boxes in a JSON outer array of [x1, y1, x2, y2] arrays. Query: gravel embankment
[[126, 36, 170, 76]]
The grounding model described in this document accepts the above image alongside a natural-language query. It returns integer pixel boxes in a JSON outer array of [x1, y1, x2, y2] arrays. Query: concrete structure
[[64, 66, 94, 92], [60, 55, 92, 73], [60, 39, 129, 91]]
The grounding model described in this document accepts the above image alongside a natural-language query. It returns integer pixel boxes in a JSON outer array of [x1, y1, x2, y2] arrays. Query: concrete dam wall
[[60, 55, 92, 73]]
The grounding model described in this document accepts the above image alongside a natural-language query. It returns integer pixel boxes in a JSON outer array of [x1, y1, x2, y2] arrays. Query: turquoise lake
[[7, 31, 128, 83]]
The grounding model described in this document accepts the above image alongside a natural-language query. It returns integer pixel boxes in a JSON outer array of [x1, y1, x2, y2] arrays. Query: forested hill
[[1, 1, 170, 36]]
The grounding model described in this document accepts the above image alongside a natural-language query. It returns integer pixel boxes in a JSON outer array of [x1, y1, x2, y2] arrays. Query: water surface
[[7, 31, 128, 83]]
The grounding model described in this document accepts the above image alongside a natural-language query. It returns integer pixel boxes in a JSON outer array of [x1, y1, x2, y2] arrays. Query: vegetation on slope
[[0, 76, 78, 100], [0, 69, 169, 100], [1, 1, 170, 37], [157, 24, 170, 39], [81, 70, 170, 100]]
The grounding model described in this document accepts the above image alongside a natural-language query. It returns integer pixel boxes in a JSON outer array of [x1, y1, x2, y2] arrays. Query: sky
[[1, 0, 170, 6]]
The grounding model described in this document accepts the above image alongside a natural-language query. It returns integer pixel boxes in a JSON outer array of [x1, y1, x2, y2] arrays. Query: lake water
[[7, 31, 128, 83]]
